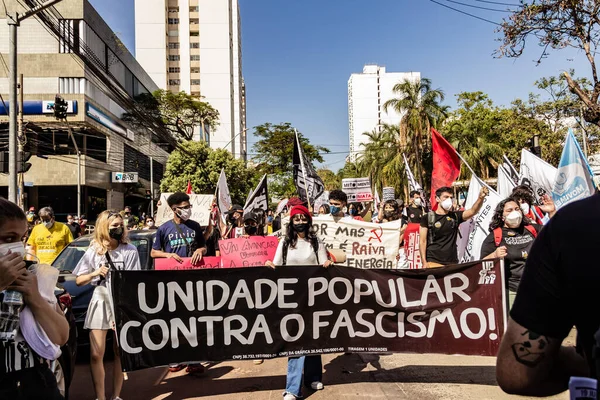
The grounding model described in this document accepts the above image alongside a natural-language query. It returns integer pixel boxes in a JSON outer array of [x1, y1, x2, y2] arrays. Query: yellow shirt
[[27, 222, 73, 264]]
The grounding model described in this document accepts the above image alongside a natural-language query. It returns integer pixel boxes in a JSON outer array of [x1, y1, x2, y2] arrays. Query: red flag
[[430, 128, 460, 207], [185, 181, 193, 195]]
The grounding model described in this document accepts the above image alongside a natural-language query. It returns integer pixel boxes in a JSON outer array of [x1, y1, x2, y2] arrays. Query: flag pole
[[295, 129, 312, 212]]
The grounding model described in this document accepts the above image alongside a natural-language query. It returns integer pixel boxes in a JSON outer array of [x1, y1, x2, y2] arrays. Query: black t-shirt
[[420, 211, 465, 265], [480, 224, 542, 292], [67, 222, 81, 238], [511, 194, 600, 370], [406, 206, 426, 224], [205, 229, 221, 257]]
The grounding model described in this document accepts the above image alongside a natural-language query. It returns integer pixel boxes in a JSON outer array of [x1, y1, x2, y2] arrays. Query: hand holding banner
[[155, 257, 222, 270]]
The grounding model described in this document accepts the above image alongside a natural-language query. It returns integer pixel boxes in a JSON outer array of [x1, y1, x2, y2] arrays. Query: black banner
[[113, 261, 506, 372], [293, 133, 325, 202]]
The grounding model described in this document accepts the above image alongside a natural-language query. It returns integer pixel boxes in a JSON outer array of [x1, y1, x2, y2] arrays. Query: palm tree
[[383, 78, 447, 187]]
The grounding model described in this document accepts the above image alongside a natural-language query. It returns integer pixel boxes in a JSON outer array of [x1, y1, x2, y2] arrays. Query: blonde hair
[[92, 210, 128, 255]]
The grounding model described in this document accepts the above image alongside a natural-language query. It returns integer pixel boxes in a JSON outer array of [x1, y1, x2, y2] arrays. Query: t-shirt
[[27, 222, 73, 264], [205, 229, 221, 257], [72, 242, 141, 287], [67, 222, 81, 238], [420, 211, 465, 265], [405, 206, 426, 224], [510, 194, 600, 370], [479, 224, 542, 292], [273, 237, 328, 266], [153, 219, 206, 258]]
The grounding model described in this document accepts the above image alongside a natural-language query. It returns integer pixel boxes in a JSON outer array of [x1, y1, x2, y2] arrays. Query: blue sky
[[90, 0, 588, 170]]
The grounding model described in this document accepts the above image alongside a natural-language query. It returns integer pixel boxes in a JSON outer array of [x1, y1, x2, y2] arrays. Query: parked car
[[53, 230, 156, 346]]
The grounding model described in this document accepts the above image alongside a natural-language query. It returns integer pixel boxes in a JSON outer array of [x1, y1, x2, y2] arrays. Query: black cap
[[243, 212, 257, 222]]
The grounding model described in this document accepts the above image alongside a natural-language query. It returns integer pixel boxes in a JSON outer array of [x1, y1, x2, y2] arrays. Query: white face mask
[[177, 208, 192, 221], [440, 198, 453, 211], [43, 220, 54, 229], [147, 221, 155, 227], [0, 242, 25, 257], [504, 210, 523, 228], [413, 198, 422, 207], [520, 203, 530, 215]]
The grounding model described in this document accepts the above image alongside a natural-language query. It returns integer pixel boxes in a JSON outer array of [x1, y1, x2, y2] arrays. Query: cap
[[226, 204, 244, 214], [243, 212, 257, 222]]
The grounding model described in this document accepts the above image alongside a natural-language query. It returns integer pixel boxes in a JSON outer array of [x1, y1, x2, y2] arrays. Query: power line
[[442, 0, 513, 12], [428, 0, 502, 26], [473, 0, 523, 7]]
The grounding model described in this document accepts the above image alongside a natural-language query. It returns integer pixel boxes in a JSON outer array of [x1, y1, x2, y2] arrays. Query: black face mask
[[384, 211, 394, 218], [293, 223, 308, 233], [245, 225, 258, 235], [109, 227, 124, 241]]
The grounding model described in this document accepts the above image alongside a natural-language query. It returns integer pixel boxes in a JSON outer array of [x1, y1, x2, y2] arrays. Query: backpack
[[427, 211, 459, 243], [281, 237, 320, 266], [493, 225, 537, 247]]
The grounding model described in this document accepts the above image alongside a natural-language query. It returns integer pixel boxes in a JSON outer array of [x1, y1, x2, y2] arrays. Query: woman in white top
[[73, 210, 141, 400], [266, 205, 332, 400]]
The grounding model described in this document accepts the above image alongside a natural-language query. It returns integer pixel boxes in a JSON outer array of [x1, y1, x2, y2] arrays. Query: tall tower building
[[348, 65, 420, 161], [135, 0, 247, 160]]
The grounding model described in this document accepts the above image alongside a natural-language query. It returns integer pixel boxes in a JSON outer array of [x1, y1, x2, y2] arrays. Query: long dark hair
[[489, 197, 531, 231], [284, 217, 319, 254], [381, 200, 401, 221]]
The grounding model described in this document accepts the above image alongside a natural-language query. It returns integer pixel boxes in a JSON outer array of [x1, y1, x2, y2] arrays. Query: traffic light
[[53, 95, 68, 120], [18, 151, 32, 173], [145, 189, 152, 200]]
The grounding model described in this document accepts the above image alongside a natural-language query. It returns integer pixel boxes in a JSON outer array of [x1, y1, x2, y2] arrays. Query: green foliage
[[251, 122, 330, 198], [123, 90, 219, 142], [160, 141, 257, 204], [317, 168, 341, 191]]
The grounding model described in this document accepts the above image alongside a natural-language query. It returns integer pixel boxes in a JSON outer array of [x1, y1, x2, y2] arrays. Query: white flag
[[216, 168, 232, 216], [519, 149, 558, 201], [456, 175, 502, 263], [497, 165, 516, 199], [403, 153, 422, 191]]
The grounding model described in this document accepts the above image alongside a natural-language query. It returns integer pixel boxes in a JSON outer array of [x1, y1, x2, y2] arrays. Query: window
[[190, 55, 200, 61], [190, 42, 199, 49], [59, 77, 86, 94], [190, 18, 199, 24], [168, 42, 180, 49], [59, 19, 81, 54], [189, 6, 199, 12], [169, 79, 180, 86], [190, 31, 199, 37], [168, 18, 179, 24], [168, 67, 180, 73], [168, 30, 178, 36], [168, 55, 180, 61], [191, 80, 200, 85], [191, 68, 200, 73], [168, 7, 179, 13]]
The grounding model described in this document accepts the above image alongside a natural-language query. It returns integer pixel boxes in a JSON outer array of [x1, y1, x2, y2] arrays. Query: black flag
[[244, 174, 269, 213], [293, 131, 325, 203]]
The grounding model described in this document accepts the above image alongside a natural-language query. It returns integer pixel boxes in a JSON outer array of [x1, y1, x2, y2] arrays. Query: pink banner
[[219, 236, 279, 268], [154, 256, 222, 270]]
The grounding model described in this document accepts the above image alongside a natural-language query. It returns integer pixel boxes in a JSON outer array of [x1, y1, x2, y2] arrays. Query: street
[[69, 351, 568, 400]]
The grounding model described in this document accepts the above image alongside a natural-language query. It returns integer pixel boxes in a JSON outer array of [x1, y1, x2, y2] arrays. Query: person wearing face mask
[[222, 204, 245, 239], [405, 191, 427, 223], [143, 216, 157, 230], [328, 190, 352, 220], [265, 205, 332, 400], [73, 210, 140, 400], [242, 213, 262, 237], [66, 214, 82, 238], [150, 192, 207, 375], [348, 202, 365, 221], [27, 207, 73, 265], [419, 186, 489, 268], [511, 185, 556, 225], [120, 206, 139, 229], [480, 197, 547, 309]]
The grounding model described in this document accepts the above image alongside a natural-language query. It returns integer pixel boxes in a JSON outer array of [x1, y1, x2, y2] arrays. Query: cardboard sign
[[154, 257, 222, 270], [404, 223, 423, 269], [113, 260, 507, 371], [219, 236, 279, 268], [342, 177, 373, 202], [155, 193, 213, 226]]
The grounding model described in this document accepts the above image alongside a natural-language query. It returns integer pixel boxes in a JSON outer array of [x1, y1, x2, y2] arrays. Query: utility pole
[[149, 156, 154, 217], [17, 74, 24, 209], [6, 0, 64, 203], [580, 107, 589, 158]]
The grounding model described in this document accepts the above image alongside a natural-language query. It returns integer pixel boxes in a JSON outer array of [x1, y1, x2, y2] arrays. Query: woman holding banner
[[266, 205, 332, 400], [73, 211, 141, 400]]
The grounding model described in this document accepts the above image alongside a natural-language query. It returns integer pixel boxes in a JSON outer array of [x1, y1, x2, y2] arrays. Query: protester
[[121, 206, 139, 229], [479, 197, 554, 308], [348, 202, 365, 221], [27, 207, 73, 264], [73, 210, 140, 400], [0, 198, 69, 399], [510, 185, 556, 225], [405, 190, 427, 223], [66, 214, 82, 239], [26, 206, 36, 223], [242, 212, 263, 237], [377, 200, 401, 223], [318, 204, 330, 215], [222, 204, 245, 239], [266, 205, 331, 400], [151, 192, 207, 375], [495, 195, 594, 397], [126, 217, 139, 231], [419, 186, 489, 268], [328, 190, 351, 219], [266, 209, 275, 234], [79, 214, 88, 234], [143, 216, 157, 230]]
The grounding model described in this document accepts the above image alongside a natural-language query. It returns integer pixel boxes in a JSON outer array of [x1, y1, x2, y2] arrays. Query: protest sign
[[342, 177, 373, 202], [404, 223, 423, 269], [155, 193, 213, 226], [155, 257, 222, 270], [113, 260, 507, 371], [382, 187, 395, 201], [219, 236, 279, 268]]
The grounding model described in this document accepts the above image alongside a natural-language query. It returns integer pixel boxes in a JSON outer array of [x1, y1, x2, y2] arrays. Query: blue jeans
[[285, 356, 322, 397]]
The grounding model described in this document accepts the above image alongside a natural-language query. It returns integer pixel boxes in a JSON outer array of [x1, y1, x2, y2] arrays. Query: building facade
[[0, 0, 171, 220], [135, 0, 247, 160], [348, 65, 420, 161]]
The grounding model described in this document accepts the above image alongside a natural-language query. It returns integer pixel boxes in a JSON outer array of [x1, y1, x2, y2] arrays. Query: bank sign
[[112, 172, 138, 183], [0, 100, 78, 115]]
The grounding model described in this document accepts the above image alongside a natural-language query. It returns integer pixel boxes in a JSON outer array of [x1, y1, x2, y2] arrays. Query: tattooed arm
[[496, 317, 588, 396]]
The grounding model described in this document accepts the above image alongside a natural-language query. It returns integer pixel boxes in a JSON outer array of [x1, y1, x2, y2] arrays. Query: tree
[[317, 168, 341, 191], [497, 0, 600, 127], [252, 122, 330, 198], [160, 141, 257, 204], [383, 77, 447, 186], [124, 90, 219, 142]]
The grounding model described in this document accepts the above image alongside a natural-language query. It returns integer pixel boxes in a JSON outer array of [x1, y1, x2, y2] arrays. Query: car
[[53, 230, 156, 347]]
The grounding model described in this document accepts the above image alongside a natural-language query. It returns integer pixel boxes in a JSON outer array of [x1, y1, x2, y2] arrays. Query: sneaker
[[168, 364, 186, 373], [186, 364, 205, 375], [283, 394, 297, 400], [310, 381, 324, 390], [253, 359, 264, 365]]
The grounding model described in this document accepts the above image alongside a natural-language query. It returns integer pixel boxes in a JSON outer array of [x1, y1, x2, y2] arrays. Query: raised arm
[[463, 186, 489, 220]]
